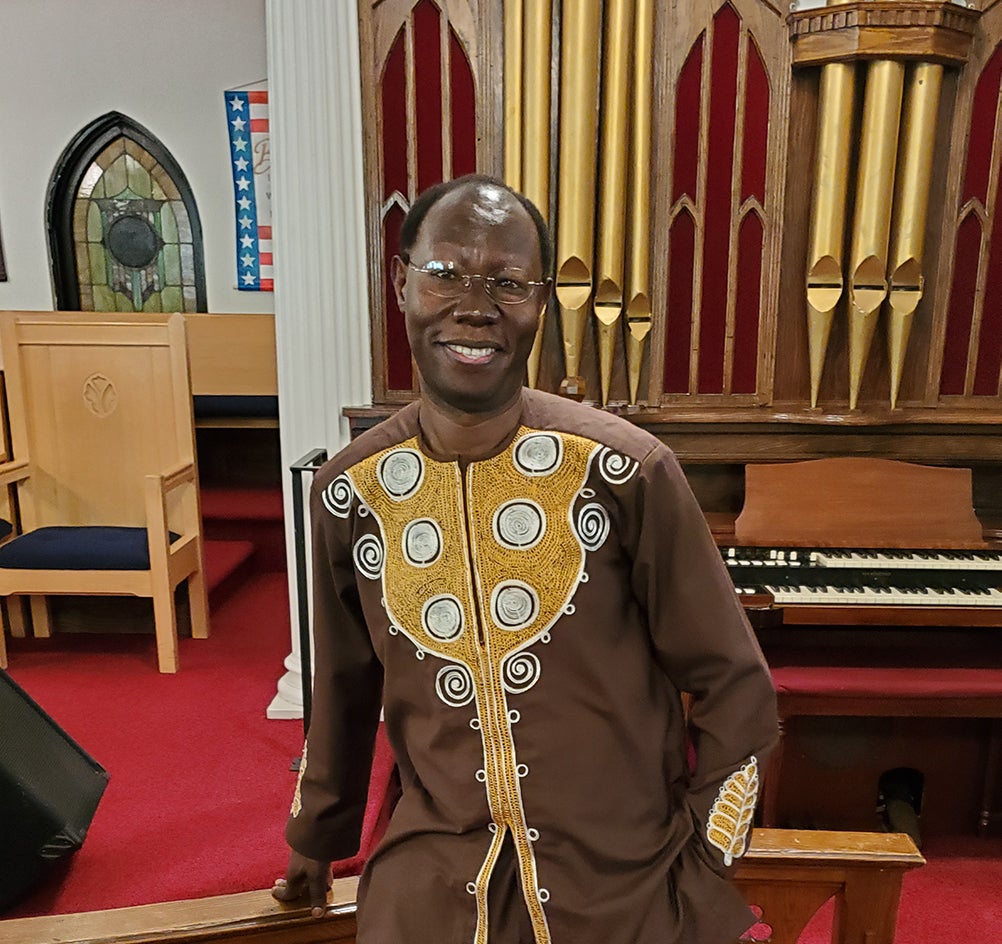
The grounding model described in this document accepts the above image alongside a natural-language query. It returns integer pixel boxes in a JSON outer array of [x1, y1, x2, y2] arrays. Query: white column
[[265, 0, 371, 719]]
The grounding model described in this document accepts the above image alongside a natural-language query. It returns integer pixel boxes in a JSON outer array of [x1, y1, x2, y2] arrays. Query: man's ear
[[537, 278, 554, 315], [391, 255, 408, 310]]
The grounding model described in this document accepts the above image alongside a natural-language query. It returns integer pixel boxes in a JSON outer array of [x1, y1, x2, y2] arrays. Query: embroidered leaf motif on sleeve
[[706, 756, 759, 866]]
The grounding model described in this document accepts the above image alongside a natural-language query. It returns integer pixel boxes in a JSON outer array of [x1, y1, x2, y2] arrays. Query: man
[[273, 174, 778, 943]]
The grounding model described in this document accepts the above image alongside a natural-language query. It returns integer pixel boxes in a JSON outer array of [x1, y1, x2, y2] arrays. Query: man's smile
[[441, 341, 502, 364]]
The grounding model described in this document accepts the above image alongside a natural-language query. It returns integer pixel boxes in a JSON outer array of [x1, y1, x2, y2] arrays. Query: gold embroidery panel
[[347, 430, 602, 944]]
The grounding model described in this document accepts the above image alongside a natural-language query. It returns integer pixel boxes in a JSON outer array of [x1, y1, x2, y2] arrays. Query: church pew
[[183, 313, 278, 428], [0, 828, 923, 944]]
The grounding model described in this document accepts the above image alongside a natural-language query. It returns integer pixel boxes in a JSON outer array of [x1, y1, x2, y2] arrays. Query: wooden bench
[[0, 312, 279, 430], [183, 313, 278, 428], [0, 829, 923, 944]]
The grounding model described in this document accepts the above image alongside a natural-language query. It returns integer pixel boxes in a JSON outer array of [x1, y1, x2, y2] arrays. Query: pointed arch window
[[47, 112, 206, 312]]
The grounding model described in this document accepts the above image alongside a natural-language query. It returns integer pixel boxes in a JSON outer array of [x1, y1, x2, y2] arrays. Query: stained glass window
[[48, 113, 205, 312]]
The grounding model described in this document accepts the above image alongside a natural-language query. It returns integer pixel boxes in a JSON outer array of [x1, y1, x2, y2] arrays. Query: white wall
[[0, 0, 273, 314]]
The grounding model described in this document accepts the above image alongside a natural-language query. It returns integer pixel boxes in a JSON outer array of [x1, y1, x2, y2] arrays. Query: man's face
[[392, 183, 546, 417]]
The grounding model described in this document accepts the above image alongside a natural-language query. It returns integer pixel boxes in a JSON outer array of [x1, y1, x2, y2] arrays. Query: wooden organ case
[[352, 0, 1002, 836]]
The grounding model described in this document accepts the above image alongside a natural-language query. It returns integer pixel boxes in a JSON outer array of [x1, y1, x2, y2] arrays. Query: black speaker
[[0, 668, 109, 912]]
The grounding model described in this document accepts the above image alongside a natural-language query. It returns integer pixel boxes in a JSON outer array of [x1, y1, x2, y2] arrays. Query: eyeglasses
[[407, 261, 548, 305]]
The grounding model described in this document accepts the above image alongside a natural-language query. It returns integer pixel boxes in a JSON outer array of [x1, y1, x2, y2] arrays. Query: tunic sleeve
[[284, 477, 384, 862], [626, 443, 778, 873]]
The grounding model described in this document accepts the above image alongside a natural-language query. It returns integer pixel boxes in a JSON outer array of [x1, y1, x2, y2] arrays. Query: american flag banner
[[225, 81, 273, 291]]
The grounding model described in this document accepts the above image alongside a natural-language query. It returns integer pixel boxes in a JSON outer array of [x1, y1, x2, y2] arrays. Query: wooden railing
[[1, 829, 923, 944]]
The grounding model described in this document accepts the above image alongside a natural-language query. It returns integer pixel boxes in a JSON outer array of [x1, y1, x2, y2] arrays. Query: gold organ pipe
[[523, 0, 552, 389], [847, 59, 905, 410], [504, 0, 524, 191], [626, 0, 654, 406], [886, 62, 942, 409], [805, 61, 856, 409], [595, 0, 635, 405], [556, 0, 603, 396]]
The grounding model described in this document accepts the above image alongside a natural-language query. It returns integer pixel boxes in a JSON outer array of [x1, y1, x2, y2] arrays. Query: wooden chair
[[0, 312, 208, 673]]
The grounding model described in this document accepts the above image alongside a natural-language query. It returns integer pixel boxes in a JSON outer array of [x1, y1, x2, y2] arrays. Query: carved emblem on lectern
[[83, 373, 119, 418]]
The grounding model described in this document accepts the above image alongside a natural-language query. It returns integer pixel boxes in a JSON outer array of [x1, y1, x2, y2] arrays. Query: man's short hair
[[398, 174, 554, 278]]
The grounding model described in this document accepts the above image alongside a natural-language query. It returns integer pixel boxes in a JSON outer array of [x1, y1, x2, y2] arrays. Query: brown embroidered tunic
[[287, 389, 778, 944]]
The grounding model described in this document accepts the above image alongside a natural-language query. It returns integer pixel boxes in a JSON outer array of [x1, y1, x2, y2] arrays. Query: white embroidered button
[[513, 433, 562, 476], [422, 595, 464, 641], [377, 448, 423, 499], [490, 581, 539, 631], [402, 518, 442, 566]]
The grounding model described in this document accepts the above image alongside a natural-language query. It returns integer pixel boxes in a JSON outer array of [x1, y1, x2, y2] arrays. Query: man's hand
[[271, 849, 333, 918]]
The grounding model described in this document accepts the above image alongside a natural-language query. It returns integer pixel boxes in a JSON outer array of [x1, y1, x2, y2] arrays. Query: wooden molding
[[789, 1, 982, 67]]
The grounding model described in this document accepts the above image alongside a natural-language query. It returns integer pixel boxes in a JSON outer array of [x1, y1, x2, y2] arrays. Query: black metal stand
[[289, 447, 328, 740]]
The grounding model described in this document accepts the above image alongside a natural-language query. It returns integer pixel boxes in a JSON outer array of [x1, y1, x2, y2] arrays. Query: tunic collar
[[416, 389, 525, 466]]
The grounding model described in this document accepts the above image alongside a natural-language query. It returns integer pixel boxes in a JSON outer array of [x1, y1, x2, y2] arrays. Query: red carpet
[[2, 570, 395, 919]]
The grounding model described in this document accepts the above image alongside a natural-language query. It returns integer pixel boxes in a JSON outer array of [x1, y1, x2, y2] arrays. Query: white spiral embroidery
[[597, 446, 638, 485], [352, 534, 384, 579], [574, 502, 610, 552], [377, 448, 424, 499], [321, 475, 354, 518], [492, 500, 545, 550], [435, 663, 475, 707], [402, 518, 442, 567], [513, 433, 562, 476], [490, 581, 539, 631], [503, 651, 541, 694], [422, 594, 464, 641]]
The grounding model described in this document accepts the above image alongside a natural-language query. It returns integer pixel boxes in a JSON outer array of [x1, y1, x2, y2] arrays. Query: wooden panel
[[736, 456, 984, 547], [184, 314, 278, 396]]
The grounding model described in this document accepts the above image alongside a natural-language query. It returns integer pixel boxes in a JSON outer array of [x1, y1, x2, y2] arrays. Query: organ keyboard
[[723, 457, 1002, 625], [724, 545, 1002, 608]]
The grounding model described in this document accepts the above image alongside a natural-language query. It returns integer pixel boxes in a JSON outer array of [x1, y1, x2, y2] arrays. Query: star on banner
[[237, 196, 252, 211], [233, 137, 248, 152], [239, 215, 253, 229], [241, 253, 255, 267], [240, 234, 254, 249], [234, 156, 249, 172], [231, 116, 246, 131], [229, 96, 245, 111], [241, 272, 257, 285]]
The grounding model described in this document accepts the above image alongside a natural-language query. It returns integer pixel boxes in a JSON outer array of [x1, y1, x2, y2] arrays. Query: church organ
[[352, 0, 1002, 833]]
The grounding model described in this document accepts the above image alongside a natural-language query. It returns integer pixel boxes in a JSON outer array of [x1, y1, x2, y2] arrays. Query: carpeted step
[[200, 488, 284, 523], [200, 488, 287, 572], [203, 539, 256, 594]]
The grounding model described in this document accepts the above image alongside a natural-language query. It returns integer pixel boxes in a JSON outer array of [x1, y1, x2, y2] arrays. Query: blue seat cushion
[[0, 527, 178, 571], [0, 519, 12, 541]]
